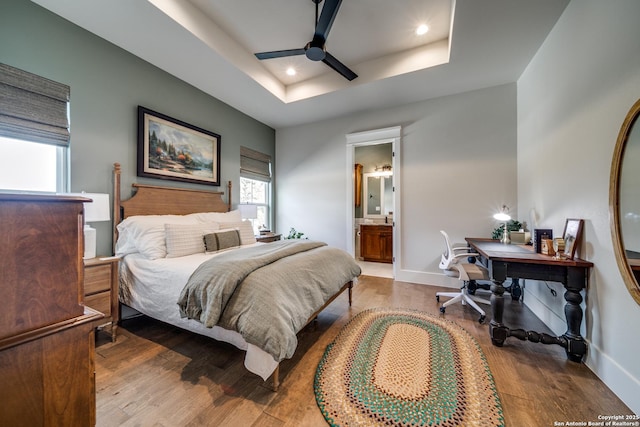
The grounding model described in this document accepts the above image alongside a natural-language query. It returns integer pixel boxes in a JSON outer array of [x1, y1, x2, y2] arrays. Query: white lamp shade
[[82, 193, 111, 222], [73, 192, 110, 259], [493, 212, 511, 221], [238, 204, 258, 220], [493, 205, 511, 222]]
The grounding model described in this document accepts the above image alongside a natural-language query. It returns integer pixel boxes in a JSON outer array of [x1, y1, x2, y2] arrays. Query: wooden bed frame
[[112, 163, 352, 391]]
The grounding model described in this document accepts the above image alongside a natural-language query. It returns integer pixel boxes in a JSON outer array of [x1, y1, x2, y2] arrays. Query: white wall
[[276, 83, 517, 286], [517, 0, 640, 413]]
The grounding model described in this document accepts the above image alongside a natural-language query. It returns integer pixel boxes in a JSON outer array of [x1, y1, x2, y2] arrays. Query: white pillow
[[189, 210, 242, 224], [165, 223, 220, 258], [115, 214, 201, 259], [219, 220, 257, 245]]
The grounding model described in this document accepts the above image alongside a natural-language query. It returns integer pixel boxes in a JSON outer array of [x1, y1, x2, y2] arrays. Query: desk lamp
[[494, 205, 511, 244]]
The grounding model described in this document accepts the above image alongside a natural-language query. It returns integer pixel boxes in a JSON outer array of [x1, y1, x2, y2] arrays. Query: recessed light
[[416, 24, 429, 35], [286, 67, 296, 76]]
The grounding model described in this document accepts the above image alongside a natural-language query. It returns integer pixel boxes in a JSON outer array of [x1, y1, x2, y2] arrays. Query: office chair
[[436, 230, 491, 323]]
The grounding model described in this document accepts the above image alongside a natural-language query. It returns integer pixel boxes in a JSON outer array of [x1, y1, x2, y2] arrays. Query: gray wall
[[1, 0, 275, 256], [517, 0, 640, 412], [276, 83, 517, 286]]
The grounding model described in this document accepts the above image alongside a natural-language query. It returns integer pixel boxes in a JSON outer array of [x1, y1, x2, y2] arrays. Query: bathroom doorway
[[346, 127, 401, 279]]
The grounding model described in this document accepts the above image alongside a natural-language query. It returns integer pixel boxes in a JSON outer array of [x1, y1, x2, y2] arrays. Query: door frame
[[346, 126, 401, 278]]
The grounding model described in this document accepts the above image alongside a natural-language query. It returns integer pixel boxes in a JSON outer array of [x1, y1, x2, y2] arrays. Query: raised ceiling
[[31, 0, 569, 129]]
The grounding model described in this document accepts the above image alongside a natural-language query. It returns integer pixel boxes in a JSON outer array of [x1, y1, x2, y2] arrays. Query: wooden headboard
[[112, 163, 232, 251]]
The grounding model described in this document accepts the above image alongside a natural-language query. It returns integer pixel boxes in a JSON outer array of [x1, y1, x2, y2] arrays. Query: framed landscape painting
[[137, 106, 221, 186]]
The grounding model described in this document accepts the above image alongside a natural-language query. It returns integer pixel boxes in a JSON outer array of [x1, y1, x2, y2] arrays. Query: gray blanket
[[177, 240, 361, 362]]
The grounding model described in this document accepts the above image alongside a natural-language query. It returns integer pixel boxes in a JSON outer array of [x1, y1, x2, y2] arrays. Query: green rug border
[[313, 307, 505, 427]]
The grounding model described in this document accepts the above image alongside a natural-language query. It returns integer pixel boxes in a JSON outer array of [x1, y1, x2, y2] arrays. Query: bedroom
[[1, 0, 639, 424]]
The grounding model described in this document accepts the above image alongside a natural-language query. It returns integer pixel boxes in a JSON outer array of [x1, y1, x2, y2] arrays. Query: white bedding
[[118, 244, 279, 381]]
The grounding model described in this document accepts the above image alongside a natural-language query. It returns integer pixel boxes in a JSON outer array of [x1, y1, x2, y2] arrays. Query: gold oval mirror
[[610, 98, 640, 305]]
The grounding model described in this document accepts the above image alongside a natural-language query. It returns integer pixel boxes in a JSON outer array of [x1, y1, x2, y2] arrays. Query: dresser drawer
[[83, 256, 119, 341], [84, 264, 112, 294], [85, 292, 111, 317]]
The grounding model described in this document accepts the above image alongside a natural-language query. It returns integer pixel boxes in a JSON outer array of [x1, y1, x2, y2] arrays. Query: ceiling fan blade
[[314, 0, 342, 41], [323, 52, 358, 81], [255, 48, 306, 60]]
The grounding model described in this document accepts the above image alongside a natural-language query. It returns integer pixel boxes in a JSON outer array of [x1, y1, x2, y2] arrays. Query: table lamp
[[238, 203, 258, 220], [81, 193, 111, 259], [493, 205, 511, 244], [238, 203, 258, 234]]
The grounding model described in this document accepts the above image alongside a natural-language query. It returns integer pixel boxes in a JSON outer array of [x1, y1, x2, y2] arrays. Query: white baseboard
[[395, 269, 460, 288], [524, 291, 640, 414], [585, 341, 640, 414]]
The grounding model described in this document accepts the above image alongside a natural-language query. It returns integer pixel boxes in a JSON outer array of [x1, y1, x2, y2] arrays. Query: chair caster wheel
[[479, 315, 486, 324], [439, 306, 446, 314], [436, 295, 440, 302]]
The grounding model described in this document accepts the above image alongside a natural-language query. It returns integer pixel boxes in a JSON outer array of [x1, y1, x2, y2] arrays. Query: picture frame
[[137, 106, 221, 186], [562, 218, 584, 260]]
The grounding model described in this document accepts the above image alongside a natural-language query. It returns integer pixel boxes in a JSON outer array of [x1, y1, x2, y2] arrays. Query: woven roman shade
[[240, 146, 271, 182], [0, 63, 70, 146]]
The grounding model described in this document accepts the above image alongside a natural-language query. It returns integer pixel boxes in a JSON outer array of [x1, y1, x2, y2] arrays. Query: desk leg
[[504, 278, 522, 301], [489, 280, 508, 346], [563, 272, 587, 362], [489, 270, 587, 362]]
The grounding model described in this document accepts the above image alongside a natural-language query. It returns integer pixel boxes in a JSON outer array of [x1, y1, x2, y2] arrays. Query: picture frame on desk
[[562, 218, 584, 260], [534, 229, 553, 253]]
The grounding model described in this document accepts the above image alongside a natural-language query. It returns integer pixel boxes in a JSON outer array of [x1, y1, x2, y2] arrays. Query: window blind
[[0, 63, 70, 147], [240, 146, 271, 182]]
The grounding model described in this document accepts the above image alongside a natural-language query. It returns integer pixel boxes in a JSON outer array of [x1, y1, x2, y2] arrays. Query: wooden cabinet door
[[381, 229, 393, 263], [361, 226, 382, 261], [360, 225, 393, 263]]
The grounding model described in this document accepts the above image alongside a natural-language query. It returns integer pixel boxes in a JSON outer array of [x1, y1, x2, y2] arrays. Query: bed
[[111, 163, 361, 390]]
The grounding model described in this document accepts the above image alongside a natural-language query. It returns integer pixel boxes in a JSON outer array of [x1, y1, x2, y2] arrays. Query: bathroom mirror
[[610, 98, 640, 305], [364, 173, 393, 218]]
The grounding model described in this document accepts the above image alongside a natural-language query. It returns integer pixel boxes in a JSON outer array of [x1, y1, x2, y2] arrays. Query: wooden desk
[[466, 238, 594, 362]]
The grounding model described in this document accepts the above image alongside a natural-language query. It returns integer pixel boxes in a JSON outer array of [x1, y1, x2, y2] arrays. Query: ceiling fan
[[254, 0, 358, 81]]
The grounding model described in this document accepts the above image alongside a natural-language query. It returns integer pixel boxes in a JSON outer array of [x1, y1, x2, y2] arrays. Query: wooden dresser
[[360, 224, 393, 263], [0, 193, 104, 426]]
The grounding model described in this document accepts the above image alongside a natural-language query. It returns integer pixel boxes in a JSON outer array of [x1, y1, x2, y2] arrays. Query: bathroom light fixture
[[371, 164, 393, 177], [416, 24, 429, 35], [493, 205, 511, 244]]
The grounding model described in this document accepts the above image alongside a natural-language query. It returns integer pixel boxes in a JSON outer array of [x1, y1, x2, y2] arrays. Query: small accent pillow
[[116, 214, 201, 259], [204, 229, 241, 252], [219, 220, 257, 245], [165, 223, 219, 258]]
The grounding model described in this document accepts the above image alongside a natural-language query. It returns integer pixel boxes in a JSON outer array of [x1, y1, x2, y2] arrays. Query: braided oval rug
[[314, 307, 504, 427]]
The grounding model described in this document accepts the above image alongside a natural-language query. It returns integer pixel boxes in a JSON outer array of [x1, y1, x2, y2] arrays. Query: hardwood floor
[[95, 276, 632, 426]]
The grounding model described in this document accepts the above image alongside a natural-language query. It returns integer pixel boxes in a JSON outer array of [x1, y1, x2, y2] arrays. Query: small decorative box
[[510, 231, 531, 245]]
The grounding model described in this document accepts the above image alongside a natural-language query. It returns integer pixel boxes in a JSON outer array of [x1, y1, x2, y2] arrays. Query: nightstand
[[256, 233, 282, 243], [83, 256, 120, 341]]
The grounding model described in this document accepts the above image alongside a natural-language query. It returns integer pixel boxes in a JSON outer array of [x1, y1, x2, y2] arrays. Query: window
[[0, 63, 70, 192], [240, 146, 272, 234], [240, 177, 270, 234], [0, 136, 68, 192]]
